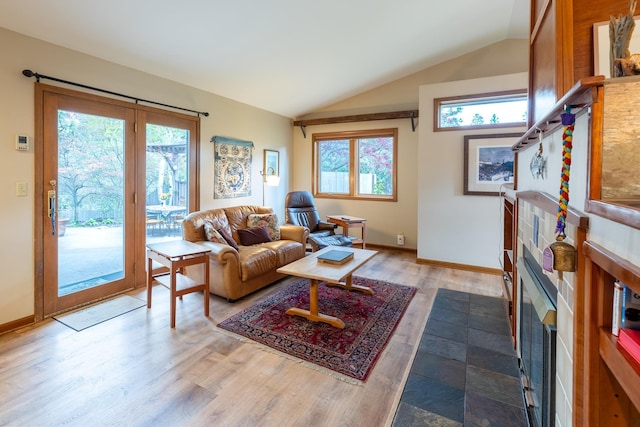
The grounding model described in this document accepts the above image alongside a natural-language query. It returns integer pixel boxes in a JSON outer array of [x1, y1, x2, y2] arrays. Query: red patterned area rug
[[217, 276, 416, 382]]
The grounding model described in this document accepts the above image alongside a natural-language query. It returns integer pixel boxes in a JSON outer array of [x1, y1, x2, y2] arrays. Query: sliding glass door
[[36, 84, 199, 318], [41, 90, 136, 314]]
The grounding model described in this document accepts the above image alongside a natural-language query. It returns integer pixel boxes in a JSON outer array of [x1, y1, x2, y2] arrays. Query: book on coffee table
[[317, 250, 354, 265]]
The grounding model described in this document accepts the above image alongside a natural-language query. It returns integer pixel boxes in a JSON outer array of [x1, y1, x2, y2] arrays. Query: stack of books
[[317, 250, 354, 265], [612, 280, 640, 364]]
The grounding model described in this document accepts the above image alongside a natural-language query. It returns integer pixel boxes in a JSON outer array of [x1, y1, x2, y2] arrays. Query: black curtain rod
[[22, 69, 209, 117]]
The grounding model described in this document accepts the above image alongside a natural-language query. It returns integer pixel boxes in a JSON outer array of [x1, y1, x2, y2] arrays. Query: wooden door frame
[[34, 83, 200, 320]]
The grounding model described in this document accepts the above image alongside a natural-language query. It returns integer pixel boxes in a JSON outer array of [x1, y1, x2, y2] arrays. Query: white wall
[[417, 73, 528, 269], [0, 28, 292, 325]]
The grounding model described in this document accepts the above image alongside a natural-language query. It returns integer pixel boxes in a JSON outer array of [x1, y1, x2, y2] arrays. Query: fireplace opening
[[517, 247, 557, 427]]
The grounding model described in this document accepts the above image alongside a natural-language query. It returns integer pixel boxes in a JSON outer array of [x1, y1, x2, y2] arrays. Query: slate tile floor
[[392, 288, 528, 426]]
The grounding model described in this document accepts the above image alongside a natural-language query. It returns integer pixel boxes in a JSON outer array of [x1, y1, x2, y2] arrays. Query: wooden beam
[[293, 110, 418, 127]]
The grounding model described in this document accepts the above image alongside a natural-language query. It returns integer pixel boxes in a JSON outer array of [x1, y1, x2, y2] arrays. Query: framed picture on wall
[[463, 133, 519, 196], [263, 149, 279, 181]]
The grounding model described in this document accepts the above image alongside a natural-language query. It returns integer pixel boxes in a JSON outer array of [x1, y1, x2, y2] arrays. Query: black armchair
[[284, 191, 353, 251]]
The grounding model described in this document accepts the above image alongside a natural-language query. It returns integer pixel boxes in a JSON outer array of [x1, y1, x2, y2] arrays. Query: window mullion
[[349, 138, 356, 196]]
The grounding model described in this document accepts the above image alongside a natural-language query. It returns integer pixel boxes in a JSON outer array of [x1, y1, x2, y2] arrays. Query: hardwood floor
[[0, 249, 503, 426]]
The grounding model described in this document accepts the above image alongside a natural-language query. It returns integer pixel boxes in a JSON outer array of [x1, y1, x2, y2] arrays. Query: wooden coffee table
[[276, 246, 378, 329]]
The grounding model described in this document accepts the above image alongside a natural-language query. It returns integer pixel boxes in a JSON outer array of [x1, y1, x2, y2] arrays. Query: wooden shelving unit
[[501, 194, 516, 338], [584, 241, 640, 426]]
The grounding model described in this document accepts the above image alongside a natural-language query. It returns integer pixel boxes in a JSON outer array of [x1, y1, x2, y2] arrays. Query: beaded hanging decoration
[[555, 108, 576, 241]]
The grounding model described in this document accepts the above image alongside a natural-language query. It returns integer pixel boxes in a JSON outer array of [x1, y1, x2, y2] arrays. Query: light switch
[[16, 182, 27, 197]]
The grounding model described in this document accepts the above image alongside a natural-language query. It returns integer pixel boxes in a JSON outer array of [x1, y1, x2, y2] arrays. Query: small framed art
[[463, 133, 520, 196], [263, 149, 279, 181]]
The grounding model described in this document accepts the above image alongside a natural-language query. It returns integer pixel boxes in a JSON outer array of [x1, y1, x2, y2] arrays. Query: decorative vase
[[58, 218, 70, 237]]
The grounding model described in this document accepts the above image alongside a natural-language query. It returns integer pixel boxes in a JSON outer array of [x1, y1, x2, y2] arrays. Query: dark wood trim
[[0, 315, 35, 335], [293, 110, 418, 127], [416, 258, 501, 276], [583, 241, 640, 423], [516, 190, 589, 230], [587, 84, 605, 201], [529, 0, 552, 45], [572, 225, 588, 423], [584, 241, 640, 291], [586, 200, 640, 231], [514, 76, 605, 152]]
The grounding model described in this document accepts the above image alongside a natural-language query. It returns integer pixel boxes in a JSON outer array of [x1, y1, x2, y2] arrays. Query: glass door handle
[[48, 180, 56, 235]]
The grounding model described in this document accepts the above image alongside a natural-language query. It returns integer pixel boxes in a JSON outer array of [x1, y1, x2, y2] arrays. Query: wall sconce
[[261, 167, 280, 187]]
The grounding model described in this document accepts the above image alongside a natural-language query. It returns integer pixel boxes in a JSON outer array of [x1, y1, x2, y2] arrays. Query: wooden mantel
[[513, 76, 605, 152]]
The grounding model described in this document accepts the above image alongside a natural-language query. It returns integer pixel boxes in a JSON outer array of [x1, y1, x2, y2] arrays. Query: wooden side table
[[327, 215, 367, 249], [146, 240, 211, 328]]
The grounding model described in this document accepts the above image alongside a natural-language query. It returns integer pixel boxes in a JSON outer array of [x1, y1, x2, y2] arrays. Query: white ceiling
[[0, 0, 529, 118]]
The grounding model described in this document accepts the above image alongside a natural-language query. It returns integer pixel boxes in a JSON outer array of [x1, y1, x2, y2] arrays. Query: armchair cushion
[[317, 221, 338, 232], [307, 233, 353, 251]]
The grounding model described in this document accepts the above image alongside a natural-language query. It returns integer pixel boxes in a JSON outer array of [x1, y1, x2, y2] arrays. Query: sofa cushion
[[247, 213, 280, 240], [238, 246, 277, 281], [262, 240, 305, 267], [237, 226, 272, 246], [217, 227, 239, 250], [203, 220, 227, 244]]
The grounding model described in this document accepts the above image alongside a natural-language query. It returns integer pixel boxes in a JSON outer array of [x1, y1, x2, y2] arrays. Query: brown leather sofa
[[181, 205, 309, 301]]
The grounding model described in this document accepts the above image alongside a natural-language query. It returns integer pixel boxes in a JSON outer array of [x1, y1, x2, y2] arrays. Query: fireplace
[[517, 247, 557, 427]]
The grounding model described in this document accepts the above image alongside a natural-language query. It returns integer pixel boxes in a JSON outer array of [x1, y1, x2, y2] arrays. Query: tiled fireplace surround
[[517, 196, 580, 427]]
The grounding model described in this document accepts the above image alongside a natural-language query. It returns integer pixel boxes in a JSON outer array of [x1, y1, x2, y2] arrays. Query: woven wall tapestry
[[212, 136, 253, 199]]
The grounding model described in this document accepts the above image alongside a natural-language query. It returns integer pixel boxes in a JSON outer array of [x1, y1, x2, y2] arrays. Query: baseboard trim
[[0, 315, 35, 335], [365, 243, 417, 253], [416, 258, 501, 275]]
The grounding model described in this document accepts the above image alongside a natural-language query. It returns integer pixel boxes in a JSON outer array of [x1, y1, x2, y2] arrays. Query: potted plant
[[58, 217, 70, 236]]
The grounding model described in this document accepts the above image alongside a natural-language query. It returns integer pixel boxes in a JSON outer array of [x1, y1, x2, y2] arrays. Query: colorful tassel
[[556, 109, 575, 240]]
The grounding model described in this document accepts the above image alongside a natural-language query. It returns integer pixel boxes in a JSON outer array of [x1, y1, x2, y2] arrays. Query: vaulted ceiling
[[0, 0, 529, 118]]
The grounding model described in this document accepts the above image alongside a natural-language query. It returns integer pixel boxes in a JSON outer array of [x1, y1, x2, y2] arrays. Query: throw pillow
[[247, 213, 280, 241], [203, 221, 227, 244], [237, 226, 272, 246], [217, 227, 239, 251]]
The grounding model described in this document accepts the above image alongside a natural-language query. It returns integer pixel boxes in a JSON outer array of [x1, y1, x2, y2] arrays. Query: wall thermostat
[[16, 135, 30, 151]]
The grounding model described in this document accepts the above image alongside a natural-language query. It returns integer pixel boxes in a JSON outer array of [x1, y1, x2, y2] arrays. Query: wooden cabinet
[[528, 0, 631, 125], [584, 242, 640, 426], [501, 194, 516, 337]]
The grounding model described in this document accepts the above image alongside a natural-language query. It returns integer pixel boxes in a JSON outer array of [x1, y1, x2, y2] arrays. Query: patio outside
[[58, 224, 181, 295]]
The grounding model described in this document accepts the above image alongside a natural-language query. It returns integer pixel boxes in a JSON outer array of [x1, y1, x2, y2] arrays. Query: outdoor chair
[[284, 191, 353, 252]]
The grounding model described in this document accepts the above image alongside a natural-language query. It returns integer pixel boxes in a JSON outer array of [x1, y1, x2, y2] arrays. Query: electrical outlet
[[16, 181, 27, 197], [397, 233, 405, 246]]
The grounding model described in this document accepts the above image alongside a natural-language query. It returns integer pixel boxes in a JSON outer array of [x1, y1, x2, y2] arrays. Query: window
[[434, 90, 527, 131], [313, 129, 397, 201]]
